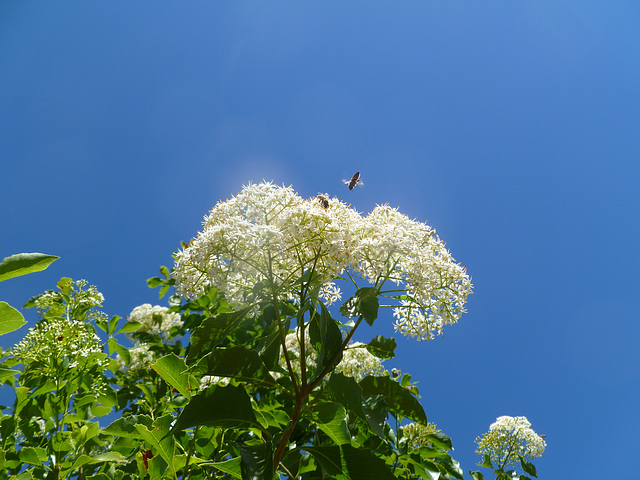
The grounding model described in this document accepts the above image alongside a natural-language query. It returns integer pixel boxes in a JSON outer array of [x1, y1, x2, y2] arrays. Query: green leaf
[[116, 320, 142, 334], [361, 395, 388, 439], [18, 447, 46, 466], [309, 402, 351, 445], [308, 302, 343, 383], [210, 456, 243, 479], [151, 354, 192, 399], [359, 376, 427, 424], [104, 414, 153, 437], [479, 454, 493, 469], [469, 471, 485, 480], [306, 444, 397, 480], [519, 456, 537, 477], [193, 346, 278, 388], [0, 253, 58, 282], [134, 415, 177, 478], [340, 287, 379, 326], [0, 366, 19, 382], [172, 384, 259, 432], [0, 302, 26, 335], [327, 373, 366, 422], [425, 432, 453, 451], [188, 309, 251, 360], [366, 336, 396, 359], [92, 452, 129, 463], [238, 440, 273, 480]]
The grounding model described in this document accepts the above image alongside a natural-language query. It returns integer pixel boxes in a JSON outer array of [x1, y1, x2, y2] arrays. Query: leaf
[[308, 302, 343, 382], [327, 373, 366, 422], [359, 376, 427, 424], [309, 402, 351, 445], [469, 471, 485, 480], [0, 366, 19, 382], [365, 336, 396, 359], [479, 454, 493, 469], [104, 415, 153, 437], [425, 432, 453, 451], [361, 395, 388, 439], [340, 287, 379, 326], [172, 384, 259, 432], [210, 456, 242, 479], [306, 444, 397, 480], [18, 447, 46, 466], [238, 440, 273, 480], [188, 309, 251, 360], [519, 456, 538, 477], [193, 346, 278, 388], [134, 415, 177, 478], [0, 302, 26, 335], [0, 253, 58, 282], [152, 354, 192, 400]]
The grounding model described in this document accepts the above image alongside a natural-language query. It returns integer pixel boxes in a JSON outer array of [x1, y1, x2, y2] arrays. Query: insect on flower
[[343, 171, 362, 190], [317, 193, 330, 208]]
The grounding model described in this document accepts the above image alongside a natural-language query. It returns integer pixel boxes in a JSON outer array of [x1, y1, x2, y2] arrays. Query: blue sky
[[2, 1, 639, 477]]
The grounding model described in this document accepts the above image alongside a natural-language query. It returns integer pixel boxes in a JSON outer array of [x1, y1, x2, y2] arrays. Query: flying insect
[[345, 171, 361, 190]]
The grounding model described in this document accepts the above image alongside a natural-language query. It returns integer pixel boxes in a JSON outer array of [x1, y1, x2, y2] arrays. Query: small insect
[[540, 434, 546, 438], [345, 171, 361, 190], [317, 193, 330, 208]]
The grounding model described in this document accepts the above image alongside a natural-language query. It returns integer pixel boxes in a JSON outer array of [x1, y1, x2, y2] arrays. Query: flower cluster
[[13, 316, 108, 384], [174, 182, 472, 341], [127, 304, 183, 339], [199, 375, 231, 391], [475, 416, 546, 468], [334, 342, 386, 382], [400, 422, 440, 451], [116, 343, 157, 372], [34, 278, 107, 324]]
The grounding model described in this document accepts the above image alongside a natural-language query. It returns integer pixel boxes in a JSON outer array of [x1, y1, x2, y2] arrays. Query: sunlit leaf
[[0, 302, 26, 335], [309, 402, 351, 445], [152, 354, 192, 399], [306, 444, 397, 480], [360, 376, 427, 424], [0, 253, 58, 282]]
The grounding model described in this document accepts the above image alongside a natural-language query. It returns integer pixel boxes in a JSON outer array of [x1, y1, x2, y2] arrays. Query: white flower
[[199, 375, 230, 390], [128, 304, 183, 339], [174, 182, 472, 342], [475, 415, 546, 468], [117, 343, 156, 372], [400, 422, 440, 451], [334, 342, 386, 382]]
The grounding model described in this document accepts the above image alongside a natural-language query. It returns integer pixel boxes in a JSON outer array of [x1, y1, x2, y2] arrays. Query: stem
[[183, 425, 199, 480]]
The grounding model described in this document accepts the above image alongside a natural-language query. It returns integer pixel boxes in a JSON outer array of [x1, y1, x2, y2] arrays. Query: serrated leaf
[[359, 376, 427, 424], [328, 373, 366, 422], [172, 385, 259, 432], [306, 444, 397, 480], [152, 354, 191, 399], [309, 402, 351, 445], [0, 302, 26, 335], [0, 253, 58, 282], [18, 447, 46, 466]]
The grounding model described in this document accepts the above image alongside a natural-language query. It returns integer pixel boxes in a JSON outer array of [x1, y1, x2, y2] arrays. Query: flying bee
[[344, 171, 361, 190], [317, 193, 330, 209]]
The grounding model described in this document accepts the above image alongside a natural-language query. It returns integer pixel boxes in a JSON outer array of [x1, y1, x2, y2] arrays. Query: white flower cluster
[[400, 422, 440, 451], [475, 416, 546, 468], [278, 327, 317, 379], [117, 343, 156, 372], [199, 375, 231, 391], [174, 182, 472, 341], [128, 304, 183, 338], [34, 279, 106, 323], [13, 317, 106, 374], [334, 342, 386, 382]]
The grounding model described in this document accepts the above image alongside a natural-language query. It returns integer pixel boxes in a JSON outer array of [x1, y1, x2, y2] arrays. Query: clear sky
[[2, 2, 639, 477]]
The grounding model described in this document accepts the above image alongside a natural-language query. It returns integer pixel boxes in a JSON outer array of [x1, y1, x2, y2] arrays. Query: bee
[[317, 193, 330, 209], [345, 171, 361, 190]]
